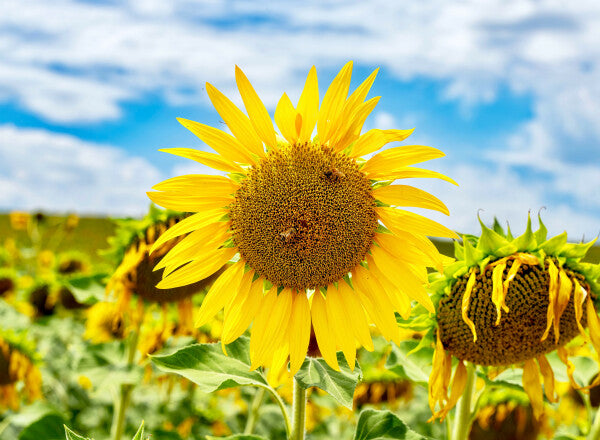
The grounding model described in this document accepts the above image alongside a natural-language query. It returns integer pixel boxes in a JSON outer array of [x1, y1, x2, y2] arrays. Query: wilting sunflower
[[103, 206, 226, 352], [0, 329, 42, 410], [147, 62, 457, 375], [426, 215, 600, 420]]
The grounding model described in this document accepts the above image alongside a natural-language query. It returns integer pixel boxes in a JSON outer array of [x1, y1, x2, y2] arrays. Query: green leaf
[[64, 425, 92, 440], [151, 337, 269, 392], [353, 409, 434, 440], [294, 352, 362, 409], [63, 273, 107, 305], [18, 414, 65, 440], [205, 436, 269, 440], [132, 421, 146, 440], [385, 341, 432, 386]]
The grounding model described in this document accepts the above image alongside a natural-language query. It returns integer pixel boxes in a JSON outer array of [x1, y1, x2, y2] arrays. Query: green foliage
[[353, 409, 434, 440], [385, 341, 433, 387], [64, 422, 147, 440], [18, 414, 65, 440], [294, 352, 362, 409], [205, 436, 268, 440]]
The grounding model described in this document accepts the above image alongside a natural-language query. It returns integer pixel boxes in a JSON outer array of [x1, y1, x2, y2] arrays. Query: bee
[[324, 167, 345, 182], [280, 227, 297, 243]]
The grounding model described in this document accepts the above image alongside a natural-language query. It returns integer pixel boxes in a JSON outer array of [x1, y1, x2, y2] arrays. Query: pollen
[[437, 258, 590, 366], [229, 142, 378, 290]]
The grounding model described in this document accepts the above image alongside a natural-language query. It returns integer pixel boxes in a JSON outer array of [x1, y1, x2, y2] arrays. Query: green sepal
[[492, 217, 506, 236], [512, 213, 537, 252], [560, 238, 598, 259], [506, 222, 514, 241], [463, 236, 484, 267], [453, 241, 464, 260], [227, 172, 247, 183], [540, 231, 568, 255], [476, 216, 513, 256], [535, 212, 548, 243]]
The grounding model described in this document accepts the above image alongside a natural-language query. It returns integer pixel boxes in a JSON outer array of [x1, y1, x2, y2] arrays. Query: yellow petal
[[586, 297, 600, 360], [557, 346, 581, 389], [377, 207, 459, 239], [251, 288, 293, 369], [194, 261, 244, 327], [502, 259, 521, 297], [491, 262, 508, 326], [536, 355, 557, 403], [159, 148, 243, 173], [554, 270, 573, 343], [461, 270, 478, 342], [352, 265, 401, 344], [221, 269, 259, 344], [267, 338, 290, 387], [428, 332, 449, 414], [157, 247, 236, 289], [206, 83, 265, 158], [368, 166, 458, 186], [374, 232, 442, 269], [342, 68, 379, 121], [573, 279, 588, 338], [350, 128, 414, 157], [363, 145, 445, 175], [289, 292, 311, 375], [177, 117, 256, 164], [541, 260, 559, 342], [152, 174, 237, 196], [250, 287, 278, 367], [523, 358, 544, 420], [311, 290, 340, 371], [150, 209, 227, 254], [439, 360, 468, 420], [326, 285, 357, 370], [275, 92, 299, 145], [366, 255, 411, 320], [337, 281, 374, 351], [235, 66, 277, 150], [296, 66, 319, 142], [332, 96, 380, 152], [373, 184, 449, 215], [146, 191, 232, 212], [317, 61, 353, 143]]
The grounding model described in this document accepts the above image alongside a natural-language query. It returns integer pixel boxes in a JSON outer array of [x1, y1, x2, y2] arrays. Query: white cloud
[[0, 124, 163, 215]]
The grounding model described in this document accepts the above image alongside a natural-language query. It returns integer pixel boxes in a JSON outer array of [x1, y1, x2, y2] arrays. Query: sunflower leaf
[[64, 426, 92, 440], [294, 352, 362, 409], [353, 409, 434, 440], [17, 414, 65, 440], [205, 436, 268, 440], [385, 341, 432, 386], [150, 337, 270, 392]]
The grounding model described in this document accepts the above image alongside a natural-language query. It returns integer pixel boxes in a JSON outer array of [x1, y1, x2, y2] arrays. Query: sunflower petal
[[363, 145, 445, 175], [366, 255, 412, 319], [554, 269, 573, 343], [311, 290, 340, 371], [523, 359, 544, 420], [317, 61, 353, 143], [326, 284, 357, 370], [206, 83, 265, 158], [289, 292, 311, 375], [221, 270, 261, 344], [146, 191, 232, 212], [194, 261, 244, 327], [368, 167, 458, 186], [296, 66, 319, 142], [377, 207, 459, 239], [491, 262, 508, 326], [537, 355, 557, 403], [586, 297, 600, 360], [159, 148, 243, 173], [337, 281, 374, 351], [573, 279, 588, 338], [462, 270, 478, 342], [250, 287, 278, 368], [177, 118, 256, 164], [152, 174, 238, 194], [333, 97, 381, 152], [373, 185, 449, 215], [235, 66, 277, 150], [350, 128, 414, 157], [541, 260, 559, 341], [275, 93, 299, 145]]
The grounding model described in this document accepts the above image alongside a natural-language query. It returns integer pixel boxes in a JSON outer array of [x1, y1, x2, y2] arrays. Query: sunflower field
[[1, 64, 600, 440]]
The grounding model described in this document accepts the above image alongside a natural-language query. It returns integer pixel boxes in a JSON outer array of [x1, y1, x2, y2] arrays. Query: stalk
[[588, 406, 600, 440], [451, 363, 476, 440], [244, 387, 266, 434], [290, 378, 307, 440]]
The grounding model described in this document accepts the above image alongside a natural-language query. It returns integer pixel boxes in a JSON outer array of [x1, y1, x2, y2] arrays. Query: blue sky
[[1, 0, 599, 239]]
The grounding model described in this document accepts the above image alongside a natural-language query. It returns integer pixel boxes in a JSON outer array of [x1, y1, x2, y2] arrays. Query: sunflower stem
[[244, 387, 266, 434], [588, 404, 600, 440], [290, 377, 307, 440], [451, 362, 476, 440]]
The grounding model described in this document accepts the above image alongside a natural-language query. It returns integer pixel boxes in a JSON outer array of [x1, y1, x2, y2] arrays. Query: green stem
[[290, 378, 307, 440], [244, 387, 266, 434], [255, 384, 291, 438], [588, 405, 600, 440], [451, 363, 476, 440]]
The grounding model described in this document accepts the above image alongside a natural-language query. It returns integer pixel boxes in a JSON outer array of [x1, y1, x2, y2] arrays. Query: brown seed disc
[[0, 278, 14, 297], [437, 259, 590, 366], [0, 348, 13, 385], [229, 142, 378, 290]]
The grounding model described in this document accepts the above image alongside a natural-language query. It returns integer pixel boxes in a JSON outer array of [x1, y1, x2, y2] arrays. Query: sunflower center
[[229, 142, 377, 290], [437, 259, 589, 366], [0, 348, 13, 385]]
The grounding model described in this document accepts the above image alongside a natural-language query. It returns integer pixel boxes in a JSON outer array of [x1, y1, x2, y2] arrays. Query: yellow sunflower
[[147, 61, 457, 376], [426, 215, 600, 421], [0, 329, 42, 410]]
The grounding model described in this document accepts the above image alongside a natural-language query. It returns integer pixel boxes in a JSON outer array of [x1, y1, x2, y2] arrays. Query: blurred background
[[1, 0, 599, 238]]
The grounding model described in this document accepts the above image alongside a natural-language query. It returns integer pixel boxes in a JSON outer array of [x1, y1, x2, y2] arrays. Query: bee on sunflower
[[424, 214, 600, 425], [147, 61, 457, 378], [0, 329, 42, 410]]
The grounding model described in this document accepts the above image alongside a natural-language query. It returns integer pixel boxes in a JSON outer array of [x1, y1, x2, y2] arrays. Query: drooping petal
[[536, 355, 557, 403], [377, 207, 459, 239], [586, 297, 600, 360], [317, 61, 353, 143], [157, 247, 236, 289], [194, 261, 244, 327], [373, 185, 449, 215], [349, 128, 414, 157], [522, 359, 544, 420], [235, 66, 277, 150], [326, 285, 357, 370], [554, 269, 573, 343], [296, 66, 319, 143], [206, 83, 265, 158], [573, 279, 588, 337], [177, 117, 256, 164], [461, 270, 478, 342], [491, 262, 508, 326], [288, 292, 311, 375], [159, 148, 243, 173], [337, 281, 374, 351], [275, 93, 299, 145], [541, 260, 559, 341], [311, 290, 340, 371], [438, 361, 467, 420]]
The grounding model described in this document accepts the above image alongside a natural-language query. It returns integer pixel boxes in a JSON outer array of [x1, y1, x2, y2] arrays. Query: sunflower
[[147, 61, 457, 376], [103, 206, 226, 353], [0, 329, 42, 410], [84, 301, 125, 344], [426, 215, 600, 421]]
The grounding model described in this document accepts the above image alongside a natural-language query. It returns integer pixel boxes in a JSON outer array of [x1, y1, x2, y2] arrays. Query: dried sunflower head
[[427, 214, 600, 420]]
